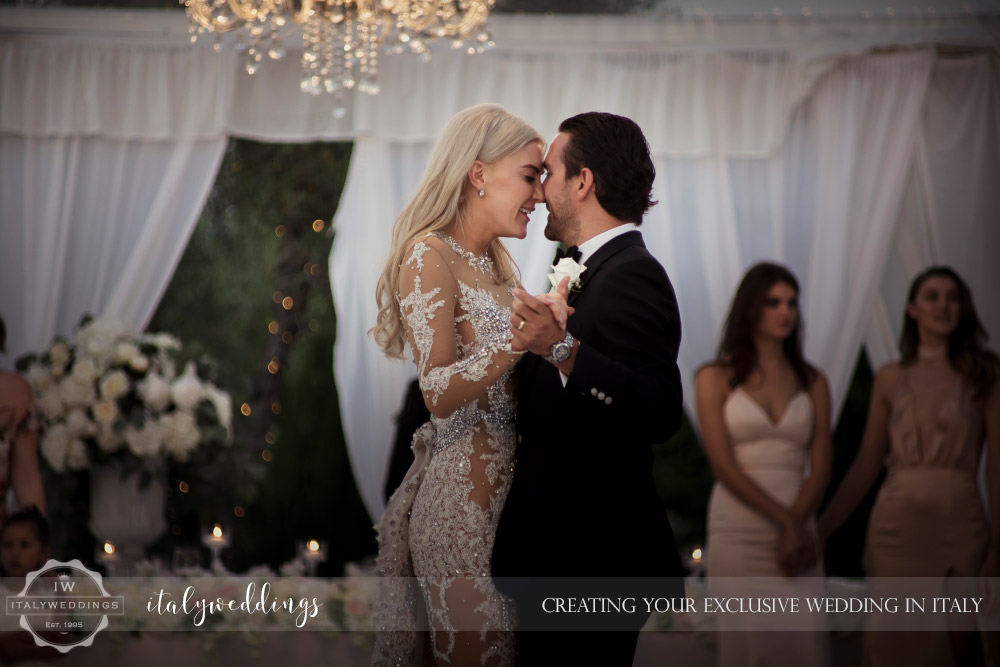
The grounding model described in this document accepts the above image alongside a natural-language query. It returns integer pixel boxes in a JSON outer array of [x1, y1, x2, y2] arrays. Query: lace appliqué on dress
[[372, 237, 520, 667]]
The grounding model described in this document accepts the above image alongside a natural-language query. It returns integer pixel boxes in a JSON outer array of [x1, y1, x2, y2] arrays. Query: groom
[[492, 112, 685, 666]]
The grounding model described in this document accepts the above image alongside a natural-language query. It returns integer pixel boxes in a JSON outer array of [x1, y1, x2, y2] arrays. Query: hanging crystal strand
[[301, 10, 322, 95], [366, 13, 380, 95], [329, 16, 347, 118], [327, 0, 345, 94], [343, 15, 356, 90], [246, 14, 266, 74], [476, 28, 494, 54], [268, 14, 286, 60], [356, 15, 370, 93]]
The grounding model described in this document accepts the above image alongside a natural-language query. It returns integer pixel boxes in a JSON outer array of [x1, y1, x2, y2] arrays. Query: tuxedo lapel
[[568, 230, 645, 307]]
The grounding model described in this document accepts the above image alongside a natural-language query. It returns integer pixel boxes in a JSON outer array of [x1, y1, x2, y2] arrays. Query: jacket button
[[597, 392, 606, 400], [591, 388, 598, 396], [605, 397, 613, 405]]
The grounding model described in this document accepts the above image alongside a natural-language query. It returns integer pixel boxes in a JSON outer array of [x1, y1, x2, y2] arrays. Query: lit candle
[[683, 544, 705, 576], [298, 539, 327, 576], [202, 523, 230, 547], [97, 540, 119, 574], [202, 523, 231, 573]]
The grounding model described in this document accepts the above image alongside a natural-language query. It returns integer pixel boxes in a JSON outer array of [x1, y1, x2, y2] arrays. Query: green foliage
[[149, 139, 374, 574], [652, 410, 713, 552]]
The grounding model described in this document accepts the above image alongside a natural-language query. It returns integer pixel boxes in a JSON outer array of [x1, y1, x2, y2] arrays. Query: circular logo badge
[[6, 559, 123, 653]]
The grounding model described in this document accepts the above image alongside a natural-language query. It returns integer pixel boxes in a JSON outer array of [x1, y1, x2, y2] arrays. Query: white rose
[[76, 319, 133, 360], [93, 401, 119, 426], [39, 424, 72, 472], [96, 425, 125, 453], [48, 341, 71, 367], [112, 342, 141, 365], [37, 389, 65, 421], [548, 257, 587, 291], [138, 373, 172, 412], [65, 408, 98, 438], [204, 385, 233, 435], [98, 370, 129, 400], [139, 332, 181, 351], [71, 357, 100, 383], [124, 422, 165, 459], [170, 363, 204, 411], [58, 376, 97, 408], [162, 412, 200, 461], [129, 355, 150, 372], [25, 363, 54, 393], [66, 440, 90, 470]]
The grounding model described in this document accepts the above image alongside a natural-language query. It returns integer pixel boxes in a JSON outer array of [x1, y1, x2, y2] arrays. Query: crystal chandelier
[[182, 0, 496, 110]]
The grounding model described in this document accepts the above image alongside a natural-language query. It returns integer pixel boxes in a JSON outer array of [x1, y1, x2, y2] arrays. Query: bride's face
[[479, 141, 545, 240]]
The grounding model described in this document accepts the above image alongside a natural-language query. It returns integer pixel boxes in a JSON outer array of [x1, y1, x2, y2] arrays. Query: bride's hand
[[535, 277, 574, 330]]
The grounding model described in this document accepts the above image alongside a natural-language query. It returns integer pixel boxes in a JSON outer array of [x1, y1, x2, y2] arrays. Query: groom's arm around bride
[[492, 112, 686, 667]]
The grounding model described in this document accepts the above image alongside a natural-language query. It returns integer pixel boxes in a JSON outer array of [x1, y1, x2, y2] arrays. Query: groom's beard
[[544, 205, 577, 245]]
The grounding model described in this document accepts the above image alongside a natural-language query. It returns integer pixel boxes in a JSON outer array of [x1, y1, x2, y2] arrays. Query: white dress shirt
[[556, 223, 639, 386]]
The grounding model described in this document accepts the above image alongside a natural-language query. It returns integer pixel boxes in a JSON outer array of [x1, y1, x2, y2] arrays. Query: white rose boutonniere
[[548, 257, 587, 293]]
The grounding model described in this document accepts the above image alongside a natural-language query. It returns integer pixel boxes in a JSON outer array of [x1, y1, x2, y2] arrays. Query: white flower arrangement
[[18, 316, 233, 474]]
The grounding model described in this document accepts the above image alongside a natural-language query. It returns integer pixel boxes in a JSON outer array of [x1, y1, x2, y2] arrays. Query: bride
[[369, 104, 567, 667]]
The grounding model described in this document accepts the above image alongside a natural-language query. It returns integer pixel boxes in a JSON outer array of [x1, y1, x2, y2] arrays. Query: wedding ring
[[518, 320, 525, 331]]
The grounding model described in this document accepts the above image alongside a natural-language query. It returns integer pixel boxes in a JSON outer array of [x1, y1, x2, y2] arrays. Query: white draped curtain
[[331, 49, 953, 520], [1, 9, 996, 522], [865, 52, 1000, 368], [0, 134, 226, 362]]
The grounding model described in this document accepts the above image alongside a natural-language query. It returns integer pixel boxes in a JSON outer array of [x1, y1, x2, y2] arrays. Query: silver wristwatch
[[544, 330, 575, 365]]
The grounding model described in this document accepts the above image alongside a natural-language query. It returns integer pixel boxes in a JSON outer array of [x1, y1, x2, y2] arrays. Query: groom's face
[[541, 132, 577, 244]]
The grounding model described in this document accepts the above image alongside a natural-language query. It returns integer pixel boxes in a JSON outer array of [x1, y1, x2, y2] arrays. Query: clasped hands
[[778, 515, 821, 577], [509, 276, 573, 355]]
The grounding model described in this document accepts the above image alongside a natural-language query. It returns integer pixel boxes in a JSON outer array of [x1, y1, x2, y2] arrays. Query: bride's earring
[[478, 188, 485, 198]]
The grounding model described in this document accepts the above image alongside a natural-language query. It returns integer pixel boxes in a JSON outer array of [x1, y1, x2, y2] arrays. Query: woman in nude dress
[[697, 262, 833, 666], [819, 266, 1000, 667], [697, 262, 832, 666]]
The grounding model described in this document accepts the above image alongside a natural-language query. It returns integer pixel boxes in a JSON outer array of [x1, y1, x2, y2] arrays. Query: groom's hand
[[510, 278, 571, 357]]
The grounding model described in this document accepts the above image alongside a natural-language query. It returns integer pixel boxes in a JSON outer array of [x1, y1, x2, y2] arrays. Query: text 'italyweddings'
[[146, 582, 321, 627]]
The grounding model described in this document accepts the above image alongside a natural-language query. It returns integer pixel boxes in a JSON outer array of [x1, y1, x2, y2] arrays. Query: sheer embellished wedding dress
[[372, 232, 523, 667]]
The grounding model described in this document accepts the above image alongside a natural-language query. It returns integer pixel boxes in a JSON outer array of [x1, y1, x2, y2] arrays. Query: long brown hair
[[716, 262, 816, 390], [900, 266, 998, 402]]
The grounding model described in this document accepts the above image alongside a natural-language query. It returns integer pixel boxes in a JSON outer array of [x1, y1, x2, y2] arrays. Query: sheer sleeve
[[398, 238, 522, 419]]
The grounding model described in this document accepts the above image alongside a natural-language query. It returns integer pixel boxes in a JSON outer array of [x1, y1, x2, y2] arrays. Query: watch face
[[552, 342, 571, 362]]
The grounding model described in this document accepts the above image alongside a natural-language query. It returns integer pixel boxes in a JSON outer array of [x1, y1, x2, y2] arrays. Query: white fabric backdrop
[[866, 52, 1000, 369], [330, 50, 944, 520], [0, 134, 226, 366], [1, 9, 997, 522]]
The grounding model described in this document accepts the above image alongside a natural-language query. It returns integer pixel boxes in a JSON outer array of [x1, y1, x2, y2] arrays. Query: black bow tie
[[552, 245, 582, 265]]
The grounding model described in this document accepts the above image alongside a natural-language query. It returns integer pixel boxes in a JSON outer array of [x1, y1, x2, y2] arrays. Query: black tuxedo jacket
[[493, 230, 685, 590]]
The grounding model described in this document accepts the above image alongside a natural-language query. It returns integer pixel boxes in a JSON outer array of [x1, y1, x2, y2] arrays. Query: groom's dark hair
[[557, 112, 657, 224]]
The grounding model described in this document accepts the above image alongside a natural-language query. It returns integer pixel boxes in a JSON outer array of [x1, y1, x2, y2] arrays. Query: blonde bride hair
[[372, 103, 543, 359]]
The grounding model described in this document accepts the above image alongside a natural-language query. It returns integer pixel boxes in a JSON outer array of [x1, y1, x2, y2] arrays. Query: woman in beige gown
[[368, 104, 568, 667], [819, 266, 1000, 667], [697, 262, 832, 667]]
